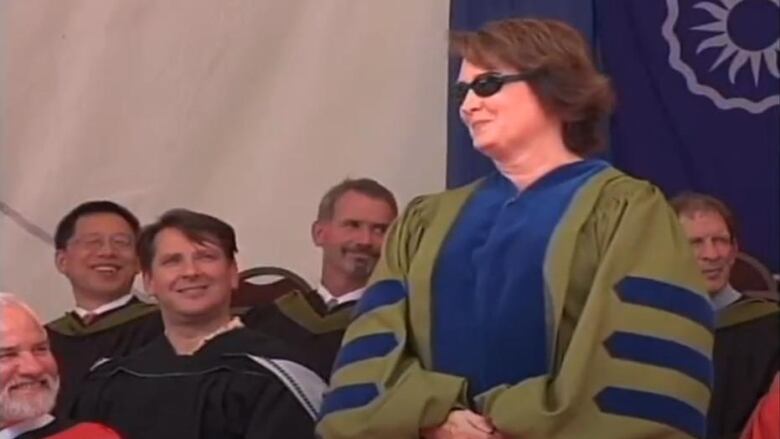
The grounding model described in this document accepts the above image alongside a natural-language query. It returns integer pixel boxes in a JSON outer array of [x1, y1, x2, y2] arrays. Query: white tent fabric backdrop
[[0, 0, 449, 320]]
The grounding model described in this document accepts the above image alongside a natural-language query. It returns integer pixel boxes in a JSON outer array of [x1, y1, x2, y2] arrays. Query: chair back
[[232, 266, 313, 314], [730, 252, 779, 301]]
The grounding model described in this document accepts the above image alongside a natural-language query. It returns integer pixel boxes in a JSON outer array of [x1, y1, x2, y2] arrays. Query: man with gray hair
[[243, 178, 398, 379], [0, 293, 119, 439]]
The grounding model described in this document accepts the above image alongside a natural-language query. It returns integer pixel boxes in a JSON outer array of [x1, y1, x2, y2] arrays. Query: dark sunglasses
[[453, 72, 530, 105]]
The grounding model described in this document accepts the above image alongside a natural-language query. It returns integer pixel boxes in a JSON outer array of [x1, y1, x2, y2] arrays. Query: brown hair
[[670, 192, 739, 243], [137, 208, 238, 273], [316, 178, 397, 221], [450, 18, 615, 155]]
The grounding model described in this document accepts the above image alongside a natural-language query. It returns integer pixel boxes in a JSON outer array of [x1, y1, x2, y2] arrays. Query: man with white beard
[[0, 293, 119, 439]]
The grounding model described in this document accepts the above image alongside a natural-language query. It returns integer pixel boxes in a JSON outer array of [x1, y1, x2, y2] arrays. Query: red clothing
[[45, 422, 121, 439], [741, 374, 780, 439]]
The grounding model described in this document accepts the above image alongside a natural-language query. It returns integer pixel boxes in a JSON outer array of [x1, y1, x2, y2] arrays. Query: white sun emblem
[[663, 0, 780, 113], [693, 0, 780, 85]]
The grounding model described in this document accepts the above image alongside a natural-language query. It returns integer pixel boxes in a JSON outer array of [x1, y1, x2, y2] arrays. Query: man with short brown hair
[[71, 209, 322, 439], [243, 178, 397, 379], [672, 192, 780, 439]]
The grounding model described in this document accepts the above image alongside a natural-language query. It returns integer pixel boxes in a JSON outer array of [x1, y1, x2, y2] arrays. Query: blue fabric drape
[[595, 0, 779, 271]]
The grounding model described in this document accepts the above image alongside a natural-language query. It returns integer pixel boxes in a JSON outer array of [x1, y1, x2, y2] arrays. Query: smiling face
[[0, 306, 59, 428], [679, 210, 738, 295], [313, 190, 396, 286], [55, 213, 139, 306], [142, 228, 238, 324], [458, 60, 559, 161]]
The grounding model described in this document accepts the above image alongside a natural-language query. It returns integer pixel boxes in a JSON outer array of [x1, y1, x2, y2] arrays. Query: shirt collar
[[168, 317, 245, 356], [711, 284, 742, 311], [75, 293, 134, 318], [0, 414, 55, 439], [316, 284, 365, 307]]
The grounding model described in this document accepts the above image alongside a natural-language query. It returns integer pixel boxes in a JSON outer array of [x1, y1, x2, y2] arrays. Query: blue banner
[[596, 0, 780, 271]]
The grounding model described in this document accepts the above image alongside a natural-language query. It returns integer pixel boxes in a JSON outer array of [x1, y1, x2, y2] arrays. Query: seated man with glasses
[[46, 201, 163, 415]]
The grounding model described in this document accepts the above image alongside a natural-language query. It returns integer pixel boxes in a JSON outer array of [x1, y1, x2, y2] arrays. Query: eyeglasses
[[452, 72, 530, 105], [70, 234, 134, 252]]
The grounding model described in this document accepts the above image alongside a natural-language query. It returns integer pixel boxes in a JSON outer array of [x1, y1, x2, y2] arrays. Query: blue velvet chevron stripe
[[319, 282, 405, 419], [432, 160, 610, 397], [332, 333, 398, 373], [353, 279, 407, 318], [615, 276, 714, 331], [319, 383, 380, 420], [595, 387, 706, 439], [604, 332, 713, 388]]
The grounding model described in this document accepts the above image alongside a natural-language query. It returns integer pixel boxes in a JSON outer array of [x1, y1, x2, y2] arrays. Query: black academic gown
[[241, 289, 355, 380], [46, 297, 164, 416], [708, 297, 780, 439], [70, 327, 320, 439]]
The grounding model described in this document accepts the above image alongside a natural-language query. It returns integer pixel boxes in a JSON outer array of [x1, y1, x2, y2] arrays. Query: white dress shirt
[[316, 284, 365, 310], [0, 414, 55, 439], [74, 293, 134, 319], [711, 284, 742, 311]]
